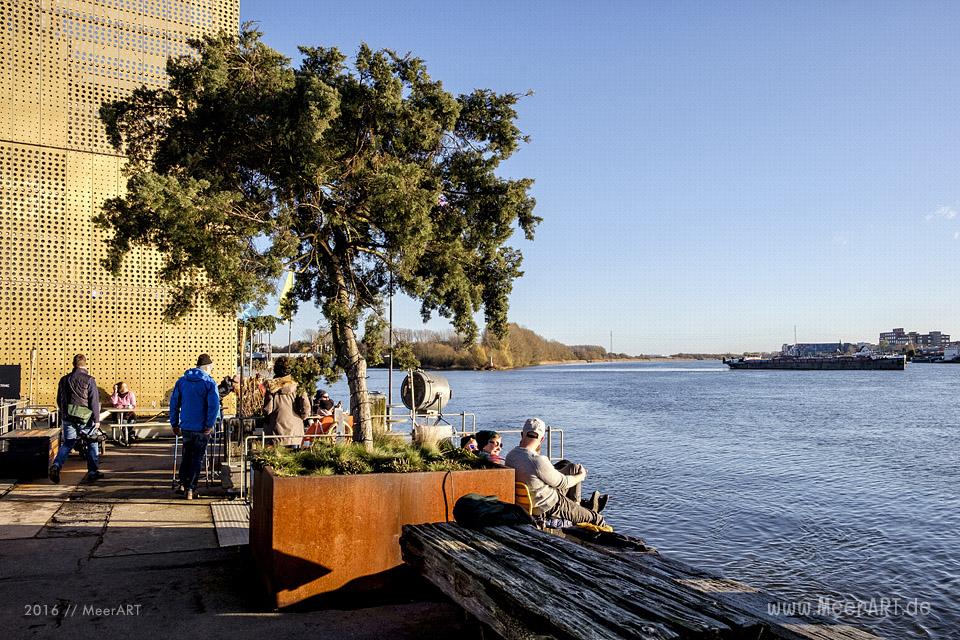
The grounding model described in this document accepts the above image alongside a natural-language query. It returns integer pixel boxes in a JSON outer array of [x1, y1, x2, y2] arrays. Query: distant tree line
[[272, 323, 645, 370], [669, 353, 739, 360], [382, 323, 637, 370]]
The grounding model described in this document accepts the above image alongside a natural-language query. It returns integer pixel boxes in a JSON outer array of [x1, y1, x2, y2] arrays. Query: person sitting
[[313, 389, 335, 417], [110, 381, 137, 440], [504, 418, 607, 527], [262, 357, 310, 447], [110, 381, 136, 414], [475, 429, 505, 465], [460, 435, 478, 451]]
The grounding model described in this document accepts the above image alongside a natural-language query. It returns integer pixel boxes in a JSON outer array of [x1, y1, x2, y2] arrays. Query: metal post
[[387, 272, 394, 429], [28, 347, 37, 405]]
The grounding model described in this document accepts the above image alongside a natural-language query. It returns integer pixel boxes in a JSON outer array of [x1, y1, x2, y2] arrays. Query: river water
[[325, 360, 958, 638]]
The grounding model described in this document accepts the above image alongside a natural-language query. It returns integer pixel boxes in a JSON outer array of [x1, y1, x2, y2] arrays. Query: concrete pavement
[[0, 439, 471, 639]]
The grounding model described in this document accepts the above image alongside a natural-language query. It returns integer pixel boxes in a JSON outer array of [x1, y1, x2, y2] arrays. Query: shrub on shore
[[251, 433, 490, 477]]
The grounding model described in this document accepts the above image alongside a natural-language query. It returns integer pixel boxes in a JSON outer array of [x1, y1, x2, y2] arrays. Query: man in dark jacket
[[170, 354, 220, 499], [49, 354, 102, 484]]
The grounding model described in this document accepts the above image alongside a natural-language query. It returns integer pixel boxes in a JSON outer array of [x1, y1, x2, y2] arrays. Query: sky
[[241, 0, 960, 355]]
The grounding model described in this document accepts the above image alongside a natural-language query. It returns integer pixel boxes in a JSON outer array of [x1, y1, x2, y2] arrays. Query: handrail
[[0, 399, 28, 435], [240, 432, 353, 500], [453, 425, 565, 461], [237, 413, 565, 502]]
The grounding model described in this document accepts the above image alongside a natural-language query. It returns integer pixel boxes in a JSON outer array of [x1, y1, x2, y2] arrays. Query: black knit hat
[[196, 353, 213, 366]]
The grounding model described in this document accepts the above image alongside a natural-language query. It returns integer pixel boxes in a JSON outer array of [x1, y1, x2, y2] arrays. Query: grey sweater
[[504, 446, 585, 514]]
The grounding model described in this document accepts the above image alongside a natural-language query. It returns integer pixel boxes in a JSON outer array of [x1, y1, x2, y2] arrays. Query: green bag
[[66, 403, 93, 423]]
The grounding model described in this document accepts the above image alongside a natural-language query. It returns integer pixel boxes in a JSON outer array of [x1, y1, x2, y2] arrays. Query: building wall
[[0, 0, 239, 407]]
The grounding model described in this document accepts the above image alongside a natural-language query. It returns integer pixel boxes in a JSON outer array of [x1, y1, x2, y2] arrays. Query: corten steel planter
[[250, 465, 515, 608]]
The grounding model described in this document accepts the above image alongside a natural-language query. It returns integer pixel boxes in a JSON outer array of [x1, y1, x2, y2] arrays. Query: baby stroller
[[74, 423, 108, 460]]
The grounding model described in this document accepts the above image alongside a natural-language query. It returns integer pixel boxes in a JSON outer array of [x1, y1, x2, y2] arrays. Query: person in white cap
[[504, 417, 607, 526]]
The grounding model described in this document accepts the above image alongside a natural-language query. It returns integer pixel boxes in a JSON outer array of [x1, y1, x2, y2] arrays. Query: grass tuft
[[251, 436, 495, 477]]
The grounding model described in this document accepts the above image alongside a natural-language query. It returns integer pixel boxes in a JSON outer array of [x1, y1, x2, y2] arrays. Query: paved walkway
[[0, 440, 469, 639]]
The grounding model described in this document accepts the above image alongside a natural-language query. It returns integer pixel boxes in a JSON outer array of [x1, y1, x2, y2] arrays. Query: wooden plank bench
[[400, 522, 882, 640]]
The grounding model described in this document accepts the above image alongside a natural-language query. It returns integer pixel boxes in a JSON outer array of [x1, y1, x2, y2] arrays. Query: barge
[[724, 354, 905, 370]]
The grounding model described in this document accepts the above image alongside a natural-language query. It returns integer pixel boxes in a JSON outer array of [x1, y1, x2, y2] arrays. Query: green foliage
[[285, 356, 323, 394], [98, 26, 538, 443], [240, 315, 280, 334], [250, 433, 489, 477], [98, 26, 537, 343]]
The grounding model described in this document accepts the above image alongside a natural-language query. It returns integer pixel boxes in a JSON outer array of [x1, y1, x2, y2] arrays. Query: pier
[[0, 436, 885, 638], [0, 441, 467, 639]]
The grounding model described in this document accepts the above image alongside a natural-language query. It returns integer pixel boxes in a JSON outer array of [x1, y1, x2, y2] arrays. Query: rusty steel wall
[[0, 0, 239, 406], [251, 467, 517, 608]]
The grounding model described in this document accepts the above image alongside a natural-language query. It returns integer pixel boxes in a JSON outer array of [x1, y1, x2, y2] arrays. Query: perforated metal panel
[[0, 0, 240, 407]]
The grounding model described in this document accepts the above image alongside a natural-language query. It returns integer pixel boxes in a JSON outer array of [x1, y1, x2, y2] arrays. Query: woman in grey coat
[[262, 357, 310, 447]]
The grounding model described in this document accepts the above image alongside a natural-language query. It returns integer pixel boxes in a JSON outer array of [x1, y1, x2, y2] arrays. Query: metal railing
[[236, 413, 565, 503], [0, 399, 28, 435], [453, 426, 565, 462], [240, 432, 355, 500]]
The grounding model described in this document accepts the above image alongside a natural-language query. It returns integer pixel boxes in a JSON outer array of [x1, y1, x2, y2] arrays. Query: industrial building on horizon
[[879, 328, 950, 349]]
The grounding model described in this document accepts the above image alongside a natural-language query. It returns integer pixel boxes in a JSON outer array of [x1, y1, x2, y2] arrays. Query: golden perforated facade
[[0, 0, 240, 407]]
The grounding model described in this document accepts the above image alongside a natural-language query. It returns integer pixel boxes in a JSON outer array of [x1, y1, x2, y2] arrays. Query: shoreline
[[391, 357, 724, 372]]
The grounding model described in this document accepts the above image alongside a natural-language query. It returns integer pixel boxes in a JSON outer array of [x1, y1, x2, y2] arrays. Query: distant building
[[879, 328, 950, 348]]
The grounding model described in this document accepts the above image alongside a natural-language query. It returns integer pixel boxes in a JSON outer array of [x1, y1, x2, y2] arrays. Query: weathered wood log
[[401, 522, 681, 640], [401, 522, 883, 640], [568, 539, 883, 640], [480, 525, 761, 634]]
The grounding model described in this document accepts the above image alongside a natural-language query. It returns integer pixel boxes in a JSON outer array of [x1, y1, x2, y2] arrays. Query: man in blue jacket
[[170, 354, 220, 499]]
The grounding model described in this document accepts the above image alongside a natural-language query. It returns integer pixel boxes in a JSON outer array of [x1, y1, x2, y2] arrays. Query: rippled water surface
[[328, 360, 959, 638]]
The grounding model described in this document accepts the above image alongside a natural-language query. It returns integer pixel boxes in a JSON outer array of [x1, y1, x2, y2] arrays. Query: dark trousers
[[547, 493, 606, 527], [553, 459, 584, 502], [547, 459, 605, 526], [178, 431, 209, 490]]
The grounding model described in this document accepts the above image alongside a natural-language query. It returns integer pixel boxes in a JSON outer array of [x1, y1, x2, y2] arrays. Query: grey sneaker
[[185, 489, 194, 500], [48, 465, 61, 484]]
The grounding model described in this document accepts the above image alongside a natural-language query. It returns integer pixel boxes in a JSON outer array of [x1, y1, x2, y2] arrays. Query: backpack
[[453, 493, 536, 529]]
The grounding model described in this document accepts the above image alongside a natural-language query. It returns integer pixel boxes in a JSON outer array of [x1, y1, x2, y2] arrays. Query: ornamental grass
[[251, 433, 491, 477]]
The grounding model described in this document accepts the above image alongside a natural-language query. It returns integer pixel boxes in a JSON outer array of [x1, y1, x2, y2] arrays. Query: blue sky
[[242, 0, 960, 354]]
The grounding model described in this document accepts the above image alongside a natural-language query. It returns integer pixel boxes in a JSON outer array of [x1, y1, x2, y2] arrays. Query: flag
[[276, 271, 294, 317]]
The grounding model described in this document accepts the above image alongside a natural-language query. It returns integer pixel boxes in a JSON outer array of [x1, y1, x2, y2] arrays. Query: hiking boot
[[581, 491, 601, 512], [597, 493, 609, 513], [48, 465, 61, 484]]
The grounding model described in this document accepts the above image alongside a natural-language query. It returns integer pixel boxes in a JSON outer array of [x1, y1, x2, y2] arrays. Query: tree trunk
[[341, 326, 372, 449], [328, 284, 373, 450]]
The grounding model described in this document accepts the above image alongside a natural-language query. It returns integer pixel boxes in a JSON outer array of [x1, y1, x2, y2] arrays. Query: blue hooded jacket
[[169, 368, 220, 431]]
